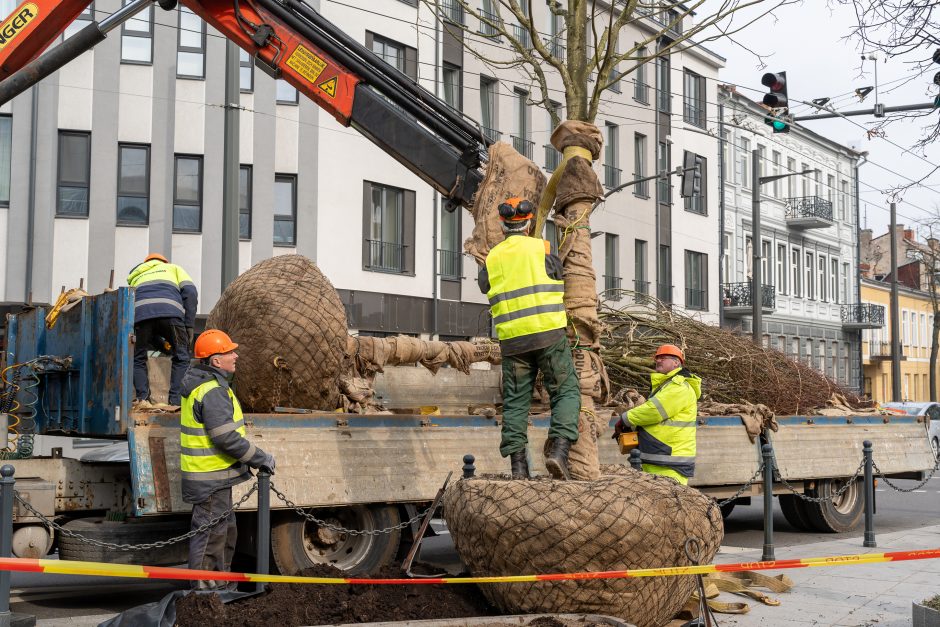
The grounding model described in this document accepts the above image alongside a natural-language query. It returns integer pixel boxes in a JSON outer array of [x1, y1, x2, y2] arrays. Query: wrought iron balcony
[[784, 196, 834, 229], [511, 135, 534, 159], [634, 80, 649, 104], [366, 239, 406, 273], [477, 8, 502, 37], [511, 23, 532, 48], [545, 36, 565, 60], [634, 280, 652, 305], [841, 303, 885, 330], [544, 145, 561, 172], [441, 0, 465, 25], [604, 275, 623, 301], [604, 164, 622, 188], [437, 249, 463, 280], [481, 126, 501, 143], [721, 282, 775, 317]]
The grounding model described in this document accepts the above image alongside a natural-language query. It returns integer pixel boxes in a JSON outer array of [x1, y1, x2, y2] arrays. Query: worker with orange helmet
[[612, 343, 701, 485], [127, 253, 198, 407], [478, 196, 579, 480], [180, 329, 274, 590]]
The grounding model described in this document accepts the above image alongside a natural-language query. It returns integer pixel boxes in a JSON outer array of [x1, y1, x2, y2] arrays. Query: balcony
[[365, 239, 406, 273], [477, 8, 502, 37], [784, 196, 834, 229], [437, 249, 462, 280], [512, 135, 534, 159], [511, 23, 532, 48], [634, 279, 651, 304], [544, 144, 561, 172], [685, 288, 707, 311], [841, 303, 886, 330], [868, 341, 904, 361], [481, 126, 501, 143], [604, 275, 623, 301], [604, 164, 622, 189], [721, 282, 775, 317], [657, 282, 673, 304], [441, 0, 465, 25], [634, 80, 649, 104], [545, 36, 565, 60]]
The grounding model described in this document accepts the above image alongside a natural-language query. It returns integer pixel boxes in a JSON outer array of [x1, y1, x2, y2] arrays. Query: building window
[[0, 115, 10, 206], [121, 1, 153, 64], [682, 69, 705, 127], [787, 157, 797, 197], [657, 141, 671, 203], [738, 137, 750, 188], [634, 46, 649, 103], [757, 145, 766, 179], [442, 62, 462, 110], [839, 180, 848, 221], [480, 76, 499, 141], [804, 251, 814, 299], [273, 174, 296, 246], [363, 181, 415, 274], [239, 49, 254, 92], [172, 155, 202, 232], [608, 62, 620, 93], [831, 258, 839, 302], [776, 243, 787, 295], [656, 55, 670, 112], [761, 240, 771, 285], [276, 80, 298, 104], [116, 144, 150, 225], [684, 250, 707, 311], [791, 248, 801, 297], [802, 162, 811, 196], [368, 32, 416, 80], [64, 4, 93, 39], [604, 234, 621, 299], [771, 151, 781, 197], [683, 151, 707, 215], [177, 6, 206, 78], [512, 88, 532, 158], [720, 129, 729, 182], [842, 262, 850, 301], [721, 233, 731, 283], [635, 239, 648, 296], [827, 174, 835, 208], [439, 202, 461, 279], [57, 131, 91, 217], [634, 133, 648, 198], [604, 123, 620, 189], [239, 165, 252, 240], [658, 245, 672, 303], [818, 254, 827, 301]]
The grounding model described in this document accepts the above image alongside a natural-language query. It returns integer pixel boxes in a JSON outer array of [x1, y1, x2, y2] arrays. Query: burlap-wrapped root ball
[[443, 470, 723, 627], [206, 255, 347, 412]]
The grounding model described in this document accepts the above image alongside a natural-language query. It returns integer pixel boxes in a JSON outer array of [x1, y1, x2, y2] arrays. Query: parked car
[[880, 402, 940, 460]]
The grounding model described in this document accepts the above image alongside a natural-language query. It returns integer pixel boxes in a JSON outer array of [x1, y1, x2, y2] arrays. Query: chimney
[[904, 228, 915, 241]]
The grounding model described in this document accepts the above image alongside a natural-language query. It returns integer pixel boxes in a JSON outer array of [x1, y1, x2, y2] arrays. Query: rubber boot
[[544, 437, 572, 480], [510, 451, 530, 479]]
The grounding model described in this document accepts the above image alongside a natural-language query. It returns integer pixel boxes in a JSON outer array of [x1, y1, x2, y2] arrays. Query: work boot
[[509, 451, 530, 480], [544, 437, 572, 480]]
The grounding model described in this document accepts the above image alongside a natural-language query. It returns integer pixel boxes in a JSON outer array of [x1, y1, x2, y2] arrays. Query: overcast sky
[[704, 1, 940, 238]]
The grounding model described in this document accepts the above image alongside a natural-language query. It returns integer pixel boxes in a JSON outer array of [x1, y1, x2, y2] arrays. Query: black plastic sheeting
[[97, 588, 262, 627]]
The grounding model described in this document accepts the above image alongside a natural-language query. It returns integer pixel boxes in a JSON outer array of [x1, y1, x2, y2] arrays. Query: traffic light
[[761, 71, 790, 133], [680, 151, 702, 198]]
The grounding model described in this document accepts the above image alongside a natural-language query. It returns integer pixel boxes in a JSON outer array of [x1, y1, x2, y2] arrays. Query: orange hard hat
[[497, 197, 535, 222], [654, 344, 685, 364], [145, 253, 168, 263], [194, 329, 239, 359]]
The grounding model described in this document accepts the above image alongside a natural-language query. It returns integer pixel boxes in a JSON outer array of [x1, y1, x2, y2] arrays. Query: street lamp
[[749, 149, 816, 344]]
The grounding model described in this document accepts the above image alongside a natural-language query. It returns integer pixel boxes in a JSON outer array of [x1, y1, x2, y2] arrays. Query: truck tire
[[778, 494, 814, 531], [803, 478, 863, 533], [57, 516, 190, 566], [271, 504, 401, 575]]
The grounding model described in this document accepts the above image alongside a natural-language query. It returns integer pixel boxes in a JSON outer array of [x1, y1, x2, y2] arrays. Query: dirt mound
[[174, 564, 495, 626]]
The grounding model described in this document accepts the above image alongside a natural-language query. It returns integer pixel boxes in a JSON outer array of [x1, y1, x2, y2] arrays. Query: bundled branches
[[598, 300, 866, 415]]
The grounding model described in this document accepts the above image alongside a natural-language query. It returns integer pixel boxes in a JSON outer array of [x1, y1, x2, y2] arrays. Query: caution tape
[[1, 548, 938, 585]]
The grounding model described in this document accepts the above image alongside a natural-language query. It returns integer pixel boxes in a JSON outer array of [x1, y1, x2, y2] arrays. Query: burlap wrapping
[[347, 336, 500, 377], [443, 473, 724, 627], [696, 400, 778, 443], [206, 255, 347, 412]]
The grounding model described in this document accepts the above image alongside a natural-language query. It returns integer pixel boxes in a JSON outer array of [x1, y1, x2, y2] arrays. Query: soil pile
[[174, 564, 494, 626]]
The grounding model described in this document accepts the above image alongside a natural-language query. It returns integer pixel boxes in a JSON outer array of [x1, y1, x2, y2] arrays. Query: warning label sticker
[[317, 77, 337, 98], [286, 45, 327, 84]]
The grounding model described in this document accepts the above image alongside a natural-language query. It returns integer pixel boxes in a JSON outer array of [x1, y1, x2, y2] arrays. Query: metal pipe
[[0, 465, 15, 627], [751, 149, 762, 345], [890, 202, 901, 400], [863, 440, 876, 547], [793, 102, 936, 122], [761, 443, 775, 561], [255, 470, 271, 592]]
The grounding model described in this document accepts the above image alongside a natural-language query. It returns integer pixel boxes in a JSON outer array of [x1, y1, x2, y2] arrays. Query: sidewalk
[[711, 524, 940, 626]]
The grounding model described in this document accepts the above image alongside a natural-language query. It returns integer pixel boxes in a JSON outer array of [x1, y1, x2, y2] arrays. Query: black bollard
[[0, 465, 12, 627], [629, 448, 643, 471], [462, 454, 476, 479], [256, 471, 271, 592], [761, 443, 775, 562], [863, 440, 876, 548]]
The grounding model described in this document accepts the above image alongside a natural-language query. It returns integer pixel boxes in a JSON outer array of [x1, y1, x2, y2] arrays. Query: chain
[[269, 482, 430, 536], [12, 482, 258, 551], [772, 457, 866, 503], [873, 455, 940, 493], [715, 464, 765, 507]]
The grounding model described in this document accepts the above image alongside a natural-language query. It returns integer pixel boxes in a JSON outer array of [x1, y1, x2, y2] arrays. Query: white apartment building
[[0, 0, 723, 338], [719, 86, 871, 390]]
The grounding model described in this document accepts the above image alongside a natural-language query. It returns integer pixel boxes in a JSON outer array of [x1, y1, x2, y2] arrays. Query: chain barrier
[[872, 455, 940, 493], [715, 464, 765, 508], [12, 482, 258, 551], [771, 457, 866, 504], [269, 481, 431, 536]]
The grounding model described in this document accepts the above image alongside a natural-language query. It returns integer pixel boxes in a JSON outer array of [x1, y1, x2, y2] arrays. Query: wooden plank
[[148, 436, 172, 512], [374, 367, 501, 412]]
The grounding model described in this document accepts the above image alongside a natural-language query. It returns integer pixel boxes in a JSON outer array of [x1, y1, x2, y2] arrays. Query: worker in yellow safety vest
[[478, 197, 580, 480], [180, 330, 274, 590], [613, 344, 701, 484]]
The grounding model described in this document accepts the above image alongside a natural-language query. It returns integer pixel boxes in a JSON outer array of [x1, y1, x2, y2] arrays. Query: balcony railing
[[366, 239, 406, 273], [868, 341, 903, 359], [685, 288, 707, 311], [477, 8, 502, 37], [511, 23, 532, 48], [545, 36, 565, 60], [721, 282, 775, 315], [604, 275, 623, 301], [634, 279, 651, 304], [512, 135, 534, 159], [633, 172, 649, 198], [784, 196, 834, 229], [841, 303, 886, 329], [438, 249, 462, 279], [544, 144, 561, 172], [441, 0, 465, 25], [604, 164, 622, 188], [683, 102, 705, 128], [634, 80, 649, 104], [657, 282, 673, 303], [481, 125, 501, 143]]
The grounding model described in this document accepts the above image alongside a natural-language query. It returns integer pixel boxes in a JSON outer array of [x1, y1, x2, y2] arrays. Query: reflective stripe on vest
[[180, 379, 245, 474], [485, 236, 566, 341]]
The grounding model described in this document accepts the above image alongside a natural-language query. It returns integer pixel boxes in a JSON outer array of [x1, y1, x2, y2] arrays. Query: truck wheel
[[271, 504, 401, 575], [11, 525, 53, 558], [57, 516, 190, 566], [803, 478, 863, 533], [778, 494, 814, 531]]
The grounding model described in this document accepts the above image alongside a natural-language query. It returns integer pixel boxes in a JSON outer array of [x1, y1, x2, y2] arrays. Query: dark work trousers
[[500, 335, 580, 457], [189, 488, 238, 590], [133, 318, 190, 405]]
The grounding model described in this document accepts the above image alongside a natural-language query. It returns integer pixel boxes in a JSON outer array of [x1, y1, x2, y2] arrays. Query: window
[[791, 248, 801, 297], [273, 175, 296, 246], [801, 162, 810, 196], [839, 180, 848, 221], [634, 133, 648, 198], [684, 250, 707, 310], [776, 244, 787, 295], [239, 49, 253, 92], [369, 32, 417, 80], [64, 4, 93, 39], [172, 155, 202, 232], [177, 6, 206, 78], [657, 141, 670, 203], [116, 144, 150, 225], [738, 138, 750, 188], [805, 251, 814, 299], [745, 236, 753, 278], [608, 62, 620, 94], [0, 115, 10, 206], [814, 169, 821, 198], [442, 63, 462, 110], [480, 76, 499, 141], [818, 254, 827, 301], [771, 151, 781, 197], [818, 340, 827, 373], [121, 1, 153, 64], [684, 152, 707, 215], [635, 239, 648, 294], [604, 234, 621, 299], [722, 233, 731, 283], [512, 88, 531, 157], [634, 46, 649, 103], [831, 258, 839, 302], [720, 129, 729, 182], [903, 311, 909, 346], [363, 181, 415, 274], [604, 123, 620, 188], [276, 80, 298, 104], [656, 55, 670, 112], [761, 241, 771, 285], [478, 0, 500, 38], [757, 145, 766, 180], [827, 174, 835, 207], [787, 157, 797, 197], [658, 245, 671, 302], [439, 202, 461, 279], [682, 69, 705, 127], [57, 131, 91, 217], [842, 262, 850, 301], [239, 165, 252, 240]]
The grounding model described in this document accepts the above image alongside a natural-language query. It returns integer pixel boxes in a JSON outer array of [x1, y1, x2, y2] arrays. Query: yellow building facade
[[862, 278, 938, 403]]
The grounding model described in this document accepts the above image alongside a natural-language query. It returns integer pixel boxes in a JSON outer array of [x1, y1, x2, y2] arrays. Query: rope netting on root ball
[[597, 300, 868, 415], [443, 471, 724, 627]]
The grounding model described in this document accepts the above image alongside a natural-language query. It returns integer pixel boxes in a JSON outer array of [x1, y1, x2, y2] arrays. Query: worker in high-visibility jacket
[[478, 197, 579, 481], [613, 344, 701, 485], [180, 330, 274, 590], [127, 253, 198, 407]]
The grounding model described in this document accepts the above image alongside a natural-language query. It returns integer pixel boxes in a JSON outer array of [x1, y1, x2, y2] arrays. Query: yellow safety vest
[[486, 236, 566, 342], [180, 380, 245, 476]]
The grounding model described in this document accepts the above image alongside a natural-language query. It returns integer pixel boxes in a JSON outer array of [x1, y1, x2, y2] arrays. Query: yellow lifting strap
[[532, 145, 593, 239]]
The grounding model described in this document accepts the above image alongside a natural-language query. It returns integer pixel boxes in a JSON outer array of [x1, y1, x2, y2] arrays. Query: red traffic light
[[761, 72, 785, 91], [761, 71, 787, 108]]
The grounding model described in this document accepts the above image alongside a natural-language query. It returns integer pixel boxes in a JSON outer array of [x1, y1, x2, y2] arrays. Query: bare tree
[[910, 218, 940, 399]]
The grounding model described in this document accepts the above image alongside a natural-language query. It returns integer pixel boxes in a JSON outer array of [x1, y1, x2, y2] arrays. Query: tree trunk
[[565, 0, 589, 121], [931, 315, 939, 400]]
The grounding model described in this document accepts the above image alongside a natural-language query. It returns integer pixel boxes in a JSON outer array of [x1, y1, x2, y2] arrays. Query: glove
[[259, 454, 275, 475], [611, 414, 632, 439], [186, 327, 195, 349]]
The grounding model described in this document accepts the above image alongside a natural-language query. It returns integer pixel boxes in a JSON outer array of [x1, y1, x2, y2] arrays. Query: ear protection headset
[[497, 198, 535, 221]]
